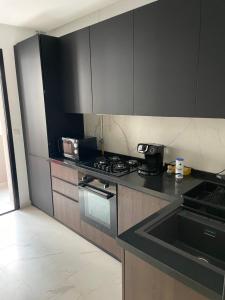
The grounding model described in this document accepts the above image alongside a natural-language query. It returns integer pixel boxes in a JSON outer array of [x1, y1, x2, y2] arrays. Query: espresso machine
[[137, 143, 164, 176]]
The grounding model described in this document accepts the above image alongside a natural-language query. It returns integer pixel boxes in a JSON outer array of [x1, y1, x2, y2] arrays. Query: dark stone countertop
[[114, 171, 202, 202], [49, 156, 203, 202]]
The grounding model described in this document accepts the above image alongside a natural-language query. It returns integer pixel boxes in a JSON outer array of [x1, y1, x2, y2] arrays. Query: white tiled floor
[[0, 206, 122, 300], [0, 183, 14, 214]]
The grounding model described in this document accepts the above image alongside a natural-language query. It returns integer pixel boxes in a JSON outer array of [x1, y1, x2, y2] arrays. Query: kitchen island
[[118, 199, 225, 300]]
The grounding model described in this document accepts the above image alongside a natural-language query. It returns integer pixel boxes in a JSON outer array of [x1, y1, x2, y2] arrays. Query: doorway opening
[[0, 49, 19, 214]]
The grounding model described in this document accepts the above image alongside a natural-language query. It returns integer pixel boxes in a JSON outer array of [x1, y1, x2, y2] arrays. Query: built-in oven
[[79, 172, 117, 237]]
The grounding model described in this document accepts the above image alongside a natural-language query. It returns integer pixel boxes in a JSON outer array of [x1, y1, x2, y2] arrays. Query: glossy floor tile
[[0, 206, 122, 300]]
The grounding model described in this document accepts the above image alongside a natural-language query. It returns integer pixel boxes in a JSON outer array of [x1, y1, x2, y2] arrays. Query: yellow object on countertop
[[167, 165, 192, 176], [183, 166, 192, 176]]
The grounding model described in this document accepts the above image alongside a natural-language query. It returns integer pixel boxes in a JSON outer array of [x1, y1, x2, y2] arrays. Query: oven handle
[[79, 183, 114, 199]]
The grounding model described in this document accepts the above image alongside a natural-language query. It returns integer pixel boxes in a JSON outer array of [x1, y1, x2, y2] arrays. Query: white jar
[[176, 157, 184, 182]]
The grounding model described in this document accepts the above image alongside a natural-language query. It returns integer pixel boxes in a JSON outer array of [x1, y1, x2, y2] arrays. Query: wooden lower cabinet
[[50, 161, 79, 184], [52, 176, 79, 201], [51, 161, 122, 259], [81, 221, 122, 260], [118, 185, 168, 234], [53, 191, 80, 233], [124, 251, 209, 300]]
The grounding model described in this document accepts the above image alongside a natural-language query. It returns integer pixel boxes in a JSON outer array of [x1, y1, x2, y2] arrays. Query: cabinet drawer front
[[53, 192, 80, 233], [51, 161, 78, 184], [52, 177, 79, 201]]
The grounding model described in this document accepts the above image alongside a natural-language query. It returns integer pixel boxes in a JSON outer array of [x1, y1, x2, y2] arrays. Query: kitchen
[[1, 0, 225, 299]]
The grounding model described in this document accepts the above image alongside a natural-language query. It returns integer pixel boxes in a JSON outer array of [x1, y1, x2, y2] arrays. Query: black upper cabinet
[[15, 34, 84, 158], [60, 28, 93, 113], [134, 0, 200, 117], [196, 0, 225, 118], [15, 35, 49, 158], [15, 34, 84, 216], [40, 35, 84, 150], [90, 12, 133, 115]]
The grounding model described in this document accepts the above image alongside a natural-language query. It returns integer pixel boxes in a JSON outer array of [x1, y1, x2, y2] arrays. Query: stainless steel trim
[[79, 184, 114, 199], [204, 229, 217, 238]]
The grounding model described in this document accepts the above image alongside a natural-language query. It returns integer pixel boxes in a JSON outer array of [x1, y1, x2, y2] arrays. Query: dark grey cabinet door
[[14, 35, 49, 158], [90, 12, 133, 115], [196, 0, 225, 118], [28, 155, 53, 216], [60, 28, 93, 113], [134, 0, 200, 117]]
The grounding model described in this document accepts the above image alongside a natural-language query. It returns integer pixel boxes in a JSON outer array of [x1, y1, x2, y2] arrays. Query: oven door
[[79, 182, 117, 237]]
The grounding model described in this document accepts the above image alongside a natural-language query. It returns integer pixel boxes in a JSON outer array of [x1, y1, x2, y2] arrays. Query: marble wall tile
[[84, 114, 225, 174]]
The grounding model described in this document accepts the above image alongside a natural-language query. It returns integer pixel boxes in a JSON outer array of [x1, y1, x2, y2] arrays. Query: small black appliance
[[137, 143, 164, 176]]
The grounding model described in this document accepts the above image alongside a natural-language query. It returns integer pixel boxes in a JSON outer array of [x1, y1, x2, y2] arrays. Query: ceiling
[[0, 0, 122, 32]]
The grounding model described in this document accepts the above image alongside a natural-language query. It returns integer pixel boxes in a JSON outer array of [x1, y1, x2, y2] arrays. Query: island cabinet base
[[124, 251, 209, 300]]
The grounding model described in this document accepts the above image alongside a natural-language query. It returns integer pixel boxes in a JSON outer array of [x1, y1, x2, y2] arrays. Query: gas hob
[[80, 154, 140, 177]]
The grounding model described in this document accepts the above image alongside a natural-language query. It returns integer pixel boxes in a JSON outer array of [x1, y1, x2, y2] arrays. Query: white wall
[[84, 114, 225, 174], [50, 0, 157, 36], [0, 24, 35, 207]]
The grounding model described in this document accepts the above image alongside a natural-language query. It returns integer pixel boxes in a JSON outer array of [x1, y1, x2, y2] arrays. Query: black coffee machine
[[137, 143, 164, 176]]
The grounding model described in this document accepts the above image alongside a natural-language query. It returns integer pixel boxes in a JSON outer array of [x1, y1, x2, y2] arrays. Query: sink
[[183, 181, 225, 220], [136, 205, 225, 296], [184, 181, 225, 204], [145, 208, 225, 270]]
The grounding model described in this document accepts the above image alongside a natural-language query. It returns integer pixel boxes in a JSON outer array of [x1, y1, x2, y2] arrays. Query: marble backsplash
[[84, 114, 225, 174]]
